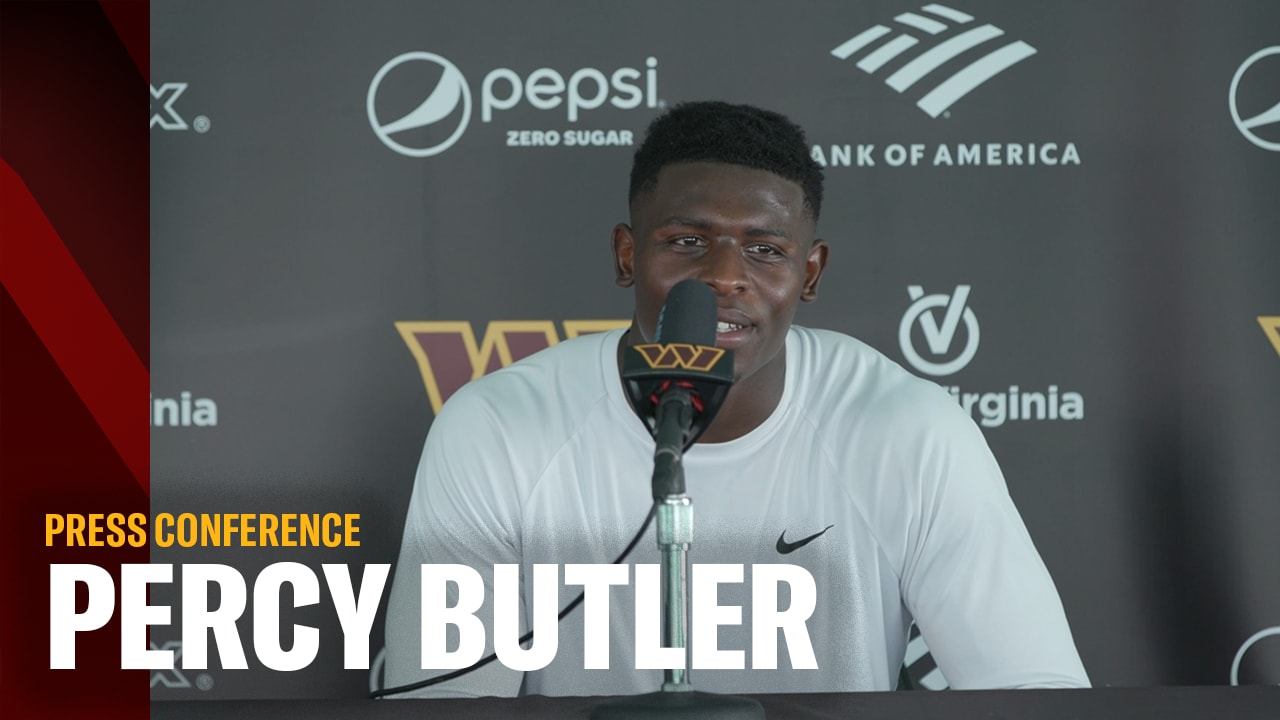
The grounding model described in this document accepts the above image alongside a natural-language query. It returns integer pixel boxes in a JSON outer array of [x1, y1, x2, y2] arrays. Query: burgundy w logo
[[396, 320, 629, 413]]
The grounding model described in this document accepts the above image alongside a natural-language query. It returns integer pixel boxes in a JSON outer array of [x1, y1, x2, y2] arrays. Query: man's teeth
[[716, 321, 744, 333]]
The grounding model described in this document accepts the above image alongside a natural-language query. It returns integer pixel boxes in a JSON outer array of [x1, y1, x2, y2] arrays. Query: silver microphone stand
[[590, 391, 765, 719]]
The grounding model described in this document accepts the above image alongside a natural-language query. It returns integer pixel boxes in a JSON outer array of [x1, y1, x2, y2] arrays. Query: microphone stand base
[[589, 690, 766, 720]]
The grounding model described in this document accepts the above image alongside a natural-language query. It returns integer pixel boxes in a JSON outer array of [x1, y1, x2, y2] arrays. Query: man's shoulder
[[787, 327, 1000, 514], [435, 329, 619, 429], [790, 325, 946, 404], [789, 325, 965, 434]]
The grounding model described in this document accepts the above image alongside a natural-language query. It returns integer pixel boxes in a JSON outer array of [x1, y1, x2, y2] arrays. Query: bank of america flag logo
[[831, 4, 1036, 118]]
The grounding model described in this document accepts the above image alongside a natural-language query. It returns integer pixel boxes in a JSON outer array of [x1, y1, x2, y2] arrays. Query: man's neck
[[696, 356, 786, 443]]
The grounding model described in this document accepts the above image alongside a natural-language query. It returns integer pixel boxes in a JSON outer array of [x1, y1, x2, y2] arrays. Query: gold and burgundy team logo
[[396, 320, 629, 413], [632, 343, 726, 371], [1260, 316, 1280, 359]]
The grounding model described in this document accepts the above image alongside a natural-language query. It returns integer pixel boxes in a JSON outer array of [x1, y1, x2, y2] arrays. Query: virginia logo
[[396, 320, 629, 413], [830, 3, 1036, 118], [898, 285, 980, 376], [1260, 316, 1280, 359], [633, 343, 726, 371], [899, 285, 1085, 427]]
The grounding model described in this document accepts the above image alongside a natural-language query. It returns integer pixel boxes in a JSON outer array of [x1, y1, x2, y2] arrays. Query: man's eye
[[672, 236, 703, 247], [747, 244, 781, 256]]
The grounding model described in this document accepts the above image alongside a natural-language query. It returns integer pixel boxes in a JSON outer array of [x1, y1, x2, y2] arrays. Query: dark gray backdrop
[[150, 0, 1280, 699]]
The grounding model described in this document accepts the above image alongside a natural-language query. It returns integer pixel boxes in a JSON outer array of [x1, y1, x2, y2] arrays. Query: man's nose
[[698, 241, 749, 295]]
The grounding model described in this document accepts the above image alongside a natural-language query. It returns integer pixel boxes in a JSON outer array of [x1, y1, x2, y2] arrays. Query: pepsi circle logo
[[368, 52, 472, 157]]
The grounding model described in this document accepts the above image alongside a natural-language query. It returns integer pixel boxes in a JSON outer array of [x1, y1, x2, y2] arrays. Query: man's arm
[[898, 399, 1090, 689], [383, 390, 526, 698]]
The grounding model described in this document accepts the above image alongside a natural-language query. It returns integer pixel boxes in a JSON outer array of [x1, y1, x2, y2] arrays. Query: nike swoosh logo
[[776, 525, 835, 555]]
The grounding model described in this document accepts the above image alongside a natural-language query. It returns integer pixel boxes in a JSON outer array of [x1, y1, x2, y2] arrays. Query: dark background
[[147, 0, 1280, 699]]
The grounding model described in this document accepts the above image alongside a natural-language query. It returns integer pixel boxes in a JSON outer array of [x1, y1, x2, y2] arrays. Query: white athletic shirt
[[384, 327, 1089, 697]]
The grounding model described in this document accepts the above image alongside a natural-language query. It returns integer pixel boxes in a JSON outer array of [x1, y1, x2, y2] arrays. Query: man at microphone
[[383, 101, 1090, 697]]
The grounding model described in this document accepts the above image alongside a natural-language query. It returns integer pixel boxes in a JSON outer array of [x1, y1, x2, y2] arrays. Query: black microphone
[[655, 276, 718, 347], [622, 280, 734, 497], [599, 280, 763, 719]]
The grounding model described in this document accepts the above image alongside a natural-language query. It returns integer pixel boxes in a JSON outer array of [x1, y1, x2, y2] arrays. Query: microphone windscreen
[[654, 280, 716, 347]]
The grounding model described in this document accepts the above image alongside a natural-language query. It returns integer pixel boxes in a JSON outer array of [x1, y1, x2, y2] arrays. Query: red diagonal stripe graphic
[[0, 159, 149, 495], [98, 0, 149, 84]]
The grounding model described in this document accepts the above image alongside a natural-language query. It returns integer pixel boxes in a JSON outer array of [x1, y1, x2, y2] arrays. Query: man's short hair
[[628, 101, 824, 221]]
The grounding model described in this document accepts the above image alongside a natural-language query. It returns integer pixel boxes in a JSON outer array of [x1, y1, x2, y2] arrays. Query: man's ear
[[800, 239, 829, 302], [612, 223, 635, 288]]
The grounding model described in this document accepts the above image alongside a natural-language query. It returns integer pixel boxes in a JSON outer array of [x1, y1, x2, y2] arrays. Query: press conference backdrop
[[149, 0, 1280, 699]]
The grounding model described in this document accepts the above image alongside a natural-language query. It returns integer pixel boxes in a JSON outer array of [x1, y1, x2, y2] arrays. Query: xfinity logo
[[1230, 47, 1280, 151], [899, 285, 979, 376], [151, 83, 187, 129], [368, 52, 658, 157], [150, 641, 190, 688], [150, 83, 210, 132], [830, 3, 1035, 118], [150, 641, 213, 690], [898, 285, 1084, 428]]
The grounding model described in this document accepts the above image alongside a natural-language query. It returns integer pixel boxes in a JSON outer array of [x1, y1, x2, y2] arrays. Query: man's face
[[613, 161, 828, 389]]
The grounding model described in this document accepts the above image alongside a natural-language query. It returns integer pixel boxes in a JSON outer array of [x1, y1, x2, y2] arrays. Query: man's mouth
[[716, 321, 746, 334], [711, 308, 754, 348]]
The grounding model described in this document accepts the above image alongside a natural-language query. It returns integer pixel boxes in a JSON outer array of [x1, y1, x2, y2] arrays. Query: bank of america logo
[[831, 4, 1036, 118]]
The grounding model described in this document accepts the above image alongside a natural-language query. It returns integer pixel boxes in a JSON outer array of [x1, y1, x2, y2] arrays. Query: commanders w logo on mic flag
[[633, 343, 726, 371]]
